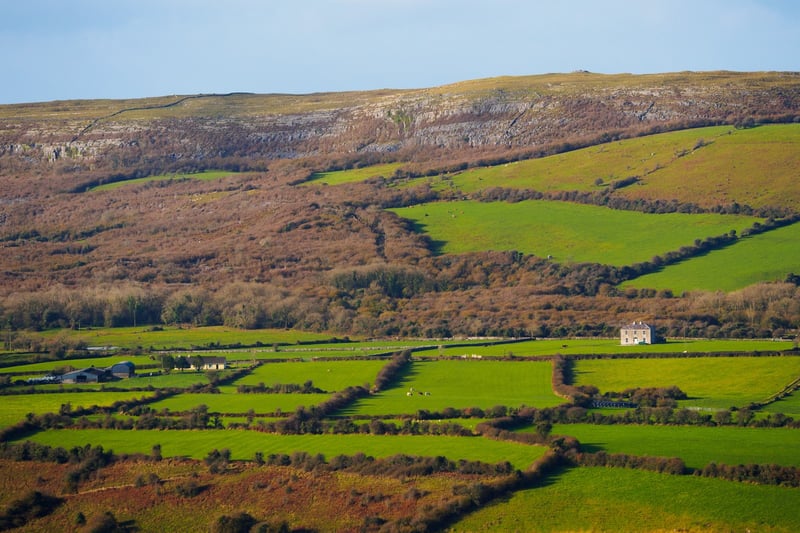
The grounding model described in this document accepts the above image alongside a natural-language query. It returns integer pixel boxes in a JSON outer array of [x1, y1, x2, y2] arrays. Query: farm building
[[191, 356, 227, 371], [61, 367, 108, 384], [110, 361, 135, 378], [620, 321, 654, 345]]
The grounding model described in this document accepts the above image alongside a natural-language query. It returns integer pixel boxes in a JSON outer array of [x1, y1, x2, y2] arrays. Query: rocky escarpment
[[1, 71, 799, 174]]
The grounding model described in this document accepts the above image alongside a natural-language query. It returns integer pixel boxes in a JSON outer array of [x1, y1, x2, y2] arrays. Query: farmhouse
[[191, 356, 227, 371], [620, 321, 654, 345], [61, 367, 108, 384]]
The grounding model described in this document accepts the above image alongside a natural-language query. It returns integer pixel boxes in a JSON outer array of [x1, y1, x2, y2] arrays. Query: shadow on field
[[578, 442, 606, 454]]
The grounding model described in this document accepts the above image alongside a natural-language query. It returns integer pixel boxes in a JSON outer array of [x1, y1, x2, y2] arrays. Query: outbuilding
[[61, 367, 107, 384], [110, 361, 135, 379]]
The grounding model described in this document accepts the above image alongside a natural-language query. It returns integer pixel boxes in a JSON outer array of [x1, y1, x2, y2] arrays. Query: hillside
[[1, 71, 799, 340]]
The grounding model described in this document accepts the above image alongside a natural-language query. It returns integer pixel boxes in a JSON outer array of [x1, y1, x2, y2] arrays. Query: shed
[[61, 367, 107, 384], [109, 361, 135, 379]]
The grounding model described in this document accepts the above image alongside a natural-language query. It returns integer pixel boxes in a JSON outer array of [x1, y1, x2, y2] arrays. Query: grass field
[[221, 360, 387, 392], [0, 391, 157, 427], [33, 325, 339, 350], [0, 354, 159, 374], [147, 392, 332, 415], [548, 424, 800, 469], [20, 429, 546, 470], [305, 163, 406, 186], [342, 359, 564, 417], [440, 126, 734, 194], [389, 200, 758, 266], [411, 338, 794, 358], [623, 220, 800, 292], [450, 466, 800, 532], [618, 123, 800, 211], [760, 391, 800, 417], [33, 371, 215, 391], [574, 355, 800, 409], [90, 170, 244, 191]]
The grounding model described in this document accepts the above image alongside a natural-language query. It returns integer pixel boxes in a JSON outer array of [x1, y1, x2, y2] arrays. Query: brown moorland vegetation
[[1, 71, 800, 341]]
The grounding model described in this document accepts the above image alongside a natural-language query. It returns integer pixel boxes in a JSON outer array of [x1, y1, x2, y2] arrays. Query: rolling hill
[[0, 71, 799, 339]]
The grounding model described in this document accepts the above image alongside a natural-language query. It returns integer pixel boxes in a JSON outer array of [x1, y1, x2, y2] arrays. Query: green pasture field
[[574, 356, 800, 409], [90, 170, 244, 191], [147, 392, 331, 415], [623, 220, 800, 292], [440, 126, 733, 194], [221, 360, 387, 392], [450, 466, 800, 533], [617, 123, 800, 211], [20, 430, 545, 470], [304, 163, 405, 186], [411, 338, 794, 358], [389, 200, 758, 266], [760, 391, 800, 417], [33, 371, 216, 391], [0, 391, 157, 428], [0, 354, 158, 374], [342, 359, 564, 417], [33, 325, 337, 350], [548, 423, 800, 469]]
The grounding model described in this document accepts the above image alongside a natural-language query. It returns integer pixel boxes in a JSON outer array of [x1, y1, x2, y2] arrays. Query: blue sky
[[2, 0, 799, 104]]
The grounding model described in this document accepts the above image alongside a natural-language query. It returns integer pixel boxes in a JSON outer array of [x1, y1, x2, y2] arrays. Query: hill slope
[[1, 71, 799, 339]]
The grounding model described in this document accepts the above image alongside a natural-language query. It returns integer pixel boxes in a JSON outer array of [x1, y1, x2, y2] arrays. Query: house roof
[[621, 321, 653, 330], [110, 361, 135, 369], [202, 357, 226, 365]]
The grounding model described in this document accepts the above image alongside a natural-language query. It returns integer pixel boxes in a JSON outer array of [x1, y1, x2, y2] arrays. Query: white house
[[191, 356, 227, 371], [620, 321, 654, 345]]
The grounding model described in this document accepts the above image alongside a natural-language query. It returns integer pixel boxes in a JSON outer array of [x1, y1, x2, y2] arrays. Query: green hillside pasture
[[618, 123, 800, 211], [21, 430, 545, 470], [0, 391, 157, 428], [343, 359, 563, 417], [574, 356, 800, 409], [221, 360, 386, 393], [34, 326, 337, 351], [0, 354, 157, 374], [548, 424, 800, 469], [147, 392, 331, 415], [441, 126, 732, 194], [411, 338, 794, 358], [90, 170, 244, 191], [623, 221, 800, 292], [760, 391, 800, 418], [304, 163, 405, 186], [389, 200, 758, 266], [450, 466, 800, 533]]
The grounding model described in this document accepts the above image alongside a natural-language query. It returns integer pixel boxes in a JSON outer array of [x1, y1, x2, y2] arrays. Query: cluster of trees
[[260, 450, 513, 478], [0, 491, 62, 531], [697, 461, 800, 487], [372, 350, 411, 392], [567, 449, 686, 475], [2, 268, 799, 343], [595, 386, 688, 408]]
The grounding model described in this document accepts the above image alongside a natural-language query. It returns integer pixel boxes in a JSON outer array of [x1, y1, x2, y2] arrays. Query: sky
[[2, 0, 799, 104]]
